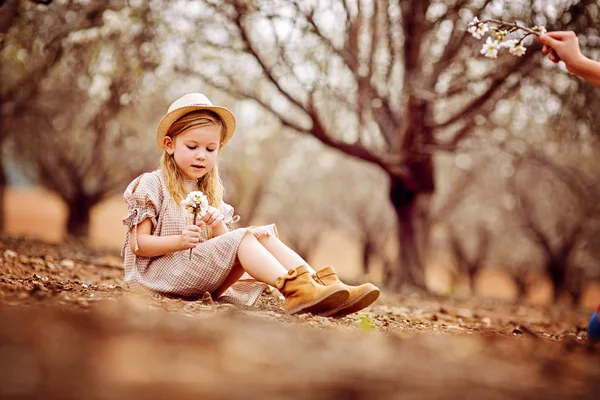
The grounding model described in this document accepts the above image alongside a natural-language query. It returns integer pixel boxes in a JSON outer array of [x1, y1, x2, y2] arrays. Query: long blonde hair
[[160, 110, 226, 207]]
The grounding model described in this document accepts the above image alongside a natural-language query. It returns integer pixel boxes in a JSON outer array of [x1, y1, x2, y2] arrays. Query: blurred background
[[2, 0, 599, 308]]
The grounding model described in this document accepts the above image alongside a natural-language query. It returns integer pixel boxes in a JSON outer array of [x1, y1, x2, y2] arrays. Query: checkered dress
[[121, 170, 275, 306]]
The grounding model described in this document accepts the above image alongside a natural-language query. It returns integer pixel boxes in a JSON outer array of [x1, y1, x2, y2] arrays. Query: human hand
[[538, 31, 584, 71], [180, 224, 202, 250], [200, 206, 224, 228]]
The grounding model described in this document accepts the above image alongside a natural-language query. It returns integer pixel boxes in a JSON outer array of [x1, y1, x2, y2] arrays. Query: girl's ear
[[163, 137, 175, 155]]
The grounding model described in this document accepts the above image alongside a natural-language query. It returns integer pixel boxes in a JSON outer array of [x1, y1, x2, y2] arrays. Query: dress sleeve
[[122, 172, 163, 252], [219, 201, 240, 231]]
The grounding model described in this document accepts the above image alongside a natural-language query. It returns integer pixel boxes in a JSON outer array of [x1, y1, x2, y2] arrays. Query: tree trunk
[[548, 260, 567, 304], [569, 290, 582, 308], [514, 278, 528, 301], [468, 268, 478, 295], [389, 171, 432, 290], [0, 159, 5, 232], [361, 239, 373, 276], [567, 275, 583, 308], [382, 259, 394, 289], [66, 194, 95, 239]]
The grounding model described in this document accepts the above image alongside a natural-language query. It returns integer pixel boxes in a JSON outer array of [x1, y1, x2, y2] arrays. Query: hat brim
[[156, 105, 236, 150]]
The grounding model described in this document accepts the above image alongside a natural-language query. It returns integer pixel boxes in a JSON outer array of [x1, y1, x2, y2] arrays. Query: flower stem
[[518, 32, 535, 45], [480, 19, 540, 36], [189, 213, 197, 260]]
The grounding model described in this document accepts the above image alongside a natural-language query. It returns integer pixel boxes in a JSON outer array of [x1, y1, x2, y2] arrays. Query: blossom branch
[[468, 17, 546, 59]]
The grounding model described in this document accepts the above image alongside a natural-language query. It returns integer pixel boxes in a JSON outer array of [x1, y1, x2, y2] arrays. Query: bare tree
[[510, 151, 596, 303], [328, 160, 397, 282], [565, 180, 600, 306], [5, 1, 161, 238], [220, 118, 291, 225], [254, 136, 352, 263], [175, 0, 597, 288], [354, 205, 397, 279], [509, 264, 535, 302], [259, 186, 330, 263], [0, 0, 123, 232], [447, 224, 490, 294]]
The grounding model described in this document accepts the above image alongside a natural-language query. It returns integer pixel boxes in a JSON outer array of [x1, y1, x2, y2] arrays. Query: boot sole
[[320, 286, 380, 318], [286, 287, 350, 315]]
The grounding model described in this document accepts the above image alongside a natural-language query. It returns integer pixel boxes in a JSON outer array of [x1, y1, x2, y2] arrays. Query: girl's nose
[[196, 151, 206, 161]]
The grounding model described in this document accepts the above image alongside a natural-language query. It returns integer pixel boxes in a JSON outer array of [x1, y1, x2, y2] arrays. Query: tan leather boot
[[275, 265, 349, 315], [313, 266, 380, 318]]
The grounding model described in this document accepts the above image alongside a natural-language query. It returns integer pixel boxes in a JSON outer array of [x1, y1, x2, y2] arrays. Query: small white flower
[[494, 29, 510, 41], [532, 26, 547, 35], [501, 39, 517, 48], [467, 16, 480, 30], [468, 17, 489, 39], [508, 42, 527, 57], [181, 191, 209, 221], [480, 37, 500, 59], [501, 39, 527, 57]]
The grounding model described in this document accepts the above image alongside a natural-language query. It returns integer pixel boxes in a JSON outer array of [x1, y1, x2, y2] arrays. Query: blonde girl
[[122, 93, 380, 316]]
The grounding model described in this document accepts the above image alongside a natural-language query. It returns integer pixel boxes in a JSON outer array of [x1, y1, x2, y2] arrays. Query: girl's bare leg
[[257, 234, 316, 274], [212, 262, 245, 299], [213, 232, 287, 298]]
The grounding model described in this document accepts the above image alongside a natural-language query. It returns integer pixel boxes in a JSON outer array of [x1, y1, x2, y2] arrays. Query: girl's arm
[[570, 57, 600, 88], [131, 218, 200, 257], [539, 31, 600, 88], [211, 221, 228, 237]]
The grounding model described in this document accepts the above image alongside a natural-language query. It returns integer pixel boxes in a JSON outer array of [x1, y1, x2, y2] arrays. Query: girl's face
[[164, 124, 221, 180]]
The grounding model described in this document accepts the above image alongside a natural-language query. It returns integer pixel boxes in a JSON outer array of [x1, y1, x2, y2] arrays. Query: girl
[[122, 93, 380, 317]]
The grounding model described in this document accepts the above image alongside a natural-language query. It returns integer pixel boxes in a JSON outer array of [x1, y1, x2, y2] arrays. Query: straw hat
[[155, 93, 236, 150]]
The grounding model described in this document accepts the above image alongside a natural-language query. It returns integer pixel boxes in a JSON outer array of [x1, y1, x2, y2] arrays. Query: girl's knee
[[256, 232, 274, 243], [241, 230, 257, 243]]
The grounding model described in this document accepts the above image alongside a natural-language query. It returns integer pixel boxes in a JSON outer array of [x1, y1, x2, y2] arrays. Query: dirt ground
[[7, 186, 600, 310], [0, 235, 599, 400]]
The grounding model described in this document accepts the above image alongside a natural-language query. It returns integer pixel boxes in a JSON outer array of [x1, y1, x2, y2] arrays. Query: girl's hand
[[200, 206, 224, 228], [538, 31, 584, 71], [180, 225, 202, 249]]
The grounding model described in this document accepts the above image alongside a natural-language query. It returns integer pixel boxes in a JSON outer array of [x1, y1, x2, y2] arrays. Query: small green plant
[[447, 283, 456, 296], [358, 314, 376, 331]]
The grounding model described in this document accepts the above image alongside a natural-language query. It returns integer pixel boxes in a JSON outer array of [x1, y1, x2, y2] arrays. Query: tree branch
[[232, 10, 306, 112], [432, 53, 539, 129]]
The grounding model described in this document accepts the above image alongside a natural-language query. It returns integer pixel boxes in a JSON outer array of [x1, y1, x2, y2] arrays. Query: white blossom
[[494, 29, 510, 41], [501, 39, 527, 57], [501, 39, 517, 48], [68, 27, 100, 44], [507, 41, 527, 57], [469, 18, 547, 60], [468, 17, 489, 39], [181, 191, 209, 221], [480, 37, 500, 59], [88, 74, 111, 100]]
